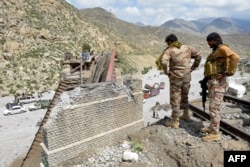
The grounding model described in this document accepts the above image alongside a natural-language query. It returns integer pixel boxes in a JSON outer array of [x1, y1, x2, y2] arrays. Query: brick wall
[[41, 79, 143, 166]]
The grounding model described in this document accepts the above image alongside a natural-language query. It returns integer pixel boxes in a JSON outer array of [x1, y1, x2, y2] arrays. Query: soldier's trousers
[[208, 77, 228, 132], [170, 79, 190, 119]]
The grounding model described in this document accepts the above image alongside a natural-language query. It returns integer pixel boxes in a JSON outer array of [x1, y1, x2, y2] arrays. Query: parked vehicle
[[15, 94, 37, 104], [28, 99, 51, 111], [3, 105, 27, 116], [28, 103, 40, 111], [19, 96, 36, 104], [5, 102, 19, 109], [143, 83, 160, 99]]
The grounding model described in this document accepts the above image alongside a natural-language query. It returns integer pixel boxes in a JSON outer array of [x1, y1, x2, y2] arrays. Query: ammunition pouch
[[204, 60, 217, 77]]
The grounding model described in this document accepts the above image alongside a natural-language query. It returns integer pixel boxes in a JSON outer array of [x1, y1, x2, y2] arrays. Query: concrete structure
[[40, 79, 143, 166]]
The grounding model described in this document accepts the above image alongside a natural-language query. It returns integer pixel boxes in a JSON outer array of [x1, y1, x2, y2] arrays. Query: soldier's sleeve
[[155, 52, 164, 70], [190, 47, 202, 70], [222, 46, 240, 76], [161, 49, 170, 75]]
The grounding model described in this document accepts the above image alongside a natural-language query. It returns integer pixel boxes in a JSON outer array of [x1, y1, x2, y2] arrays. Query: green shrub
[[16, 84, 22, 88], [0, 38, 6, 45], [9, 88, 16, 94], [131, 141, 144, 153], [142, 66, 152, 74], [82, 43, 91, 52]]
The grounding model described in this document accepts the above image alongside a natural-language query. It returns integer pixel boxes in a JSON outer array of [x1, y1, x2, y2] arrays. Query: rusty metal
[[189, 104, 250, 143], [106, 50, 116, 82]]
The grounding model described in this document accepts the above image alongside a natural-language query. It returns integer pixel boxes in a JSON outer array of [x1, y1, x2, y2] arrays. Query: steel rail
[[224, 94, 250, 108], [189, 104, 250, 144]]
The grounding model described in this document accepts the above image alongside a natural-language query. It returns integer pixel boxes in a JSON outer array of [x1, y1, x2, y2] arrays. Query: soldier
[[201, 32, 240, 142], [160, 34, 201, 128]]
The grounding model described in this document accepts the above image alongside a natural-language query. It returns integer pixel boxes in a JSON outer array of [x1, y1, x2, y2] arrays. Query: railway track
[[224, 94, 250, 109], [190, 94, 250, 144]]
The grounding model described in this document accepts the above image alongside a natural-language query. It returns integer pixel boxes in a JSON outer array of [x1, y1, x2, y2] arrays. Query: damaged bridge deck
[[20, 50, 117, 167]]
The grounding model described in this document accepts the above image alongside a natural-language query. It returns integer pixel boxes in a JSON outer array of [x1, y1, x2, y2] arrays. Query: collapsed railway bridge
[[20, 50, 144, 167]]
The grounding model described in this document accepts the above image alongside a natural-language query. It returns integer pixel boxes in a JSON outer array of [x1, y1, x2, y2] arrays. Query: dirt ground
[[122, 118, 250, 167]]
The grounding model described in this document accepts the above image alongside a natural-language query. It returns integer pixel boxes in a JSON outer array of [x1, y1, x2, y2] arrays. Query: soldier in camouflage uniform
[[201, 32, 240, 141], [161, 34, 201, 128]]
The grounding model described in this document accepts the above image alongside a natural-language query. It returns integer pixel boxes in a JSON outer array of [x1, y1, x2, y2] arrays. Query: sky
[[65, 0, 250, 26]]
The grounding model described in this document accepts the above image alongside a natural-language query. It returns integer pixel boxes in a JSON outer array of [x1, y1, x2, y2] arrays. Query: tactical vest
[[204, 44, 238, 77]]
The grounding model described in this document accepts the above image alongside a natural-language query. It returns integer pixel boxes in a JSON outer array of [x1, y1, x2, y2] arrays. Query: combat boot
[[200, 127, 213, 133], [165, 118, 179, 129], [201, 131, 221, 142], [179, 110, 191, 121]]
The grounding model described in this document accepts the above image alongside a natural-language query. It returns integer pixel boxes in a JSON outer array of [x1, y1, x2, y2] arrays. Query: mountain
[[1, 3, 250, 96], [160, 17, 250, 35], [160, 18, 201, 35], [135, 22, 145, 27], [79, 7, 205, 52], [202, 17, 245, 34], [80, 8, 250, 56]]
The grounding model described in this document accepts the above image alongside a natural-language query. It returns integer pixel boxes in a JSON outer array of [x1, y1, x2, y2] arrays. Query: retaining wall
[[41, 79, 143, 166]]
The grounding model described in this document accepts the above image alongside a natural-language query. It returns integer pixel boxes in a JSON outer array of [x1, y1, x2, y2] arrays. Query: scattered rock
[[122, 151, 139, 162]]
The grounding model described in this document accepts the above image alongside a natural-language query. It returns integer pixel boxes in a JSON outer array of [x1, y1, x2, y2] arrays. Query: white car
[[3, 105, 27, 116], [28, 103, 41, 111]]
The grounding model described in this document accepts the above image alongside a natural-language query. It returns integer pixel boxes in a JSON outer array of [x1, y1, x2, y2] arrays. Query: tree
[[82, 43, 91, 52]]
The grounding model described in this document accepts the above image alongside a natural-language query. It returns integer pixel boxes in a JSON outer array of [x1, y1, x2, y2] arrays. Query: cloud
[[124, 6, 140, 16], [66, 0, 250, 26]]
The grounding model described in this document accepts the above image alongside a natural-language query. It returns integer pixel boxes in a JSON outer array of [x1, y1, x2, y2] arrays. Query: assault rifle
[[199, 77, 208, 112]]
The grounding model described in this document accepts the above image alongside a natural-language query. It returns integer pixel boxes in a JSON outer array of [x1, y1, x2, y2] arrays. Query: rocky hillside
[[0, 0, 136, 96]]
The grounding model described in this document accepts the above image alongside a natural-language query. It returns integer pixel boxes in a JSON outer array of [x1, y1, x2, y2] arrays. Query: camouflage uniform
[[204, 44, 240, 133], [161, 41, 201, 121]]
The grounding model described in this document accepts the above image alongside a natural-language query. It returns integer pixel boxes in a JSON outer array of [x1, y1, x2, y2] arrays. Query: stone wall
[[40, 79, 143, 166]]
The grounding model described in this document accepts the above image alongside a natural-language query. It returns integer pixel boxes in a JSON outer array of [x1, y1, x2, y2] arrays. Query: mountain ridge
[[160, 17, 250, 35]]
